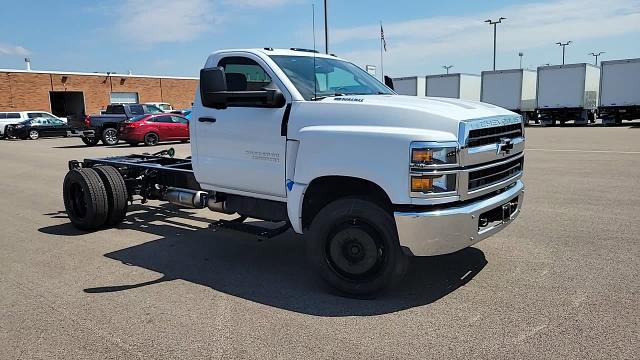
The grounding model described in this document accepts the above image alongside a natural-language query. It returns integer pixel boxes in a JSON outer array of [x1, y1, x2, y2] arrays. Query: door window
[[7, 113, 20, 119], [129, 105, 145, 115], [219, 57, 272, 91], [154, 116, 174, 123]]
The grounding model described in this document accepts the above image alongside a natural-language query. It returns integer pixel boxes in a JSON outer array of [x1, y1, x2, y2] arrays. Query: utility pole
[[589, 51, 605, 66], [485, 17, 506, 71], [518, 52, 524, 69], [443, 65, 454, 74], [556, 41, 572, 65], [324, 0, 329, 54]]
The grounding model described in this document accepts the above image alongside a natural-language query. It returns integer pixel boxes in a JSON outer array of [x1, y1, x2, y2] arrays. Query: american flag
[[380, 23, 387, 52]]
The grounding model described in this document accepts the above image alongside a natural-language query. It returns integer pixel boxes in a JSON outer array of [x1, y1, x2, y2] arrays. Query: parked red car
[[119, 114, 189, 146]]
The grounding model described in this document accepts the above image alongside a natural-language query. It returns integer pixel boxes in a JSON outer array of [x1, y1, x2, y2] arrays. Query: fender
[[285, 125, 456, 234]]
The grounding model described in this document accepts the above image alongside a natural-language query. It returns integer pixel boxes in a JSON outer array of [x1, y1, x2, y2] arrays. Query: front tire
[[28, 129, 40, 140], [101, 127, 119, 146], [63, 168, 109, 231], [306, 198, 408, 297]]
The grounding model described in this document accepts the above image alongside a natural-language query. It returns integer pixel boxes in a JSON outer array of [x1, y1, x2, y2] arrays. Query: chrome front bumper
[[394, 180, 524, 256]]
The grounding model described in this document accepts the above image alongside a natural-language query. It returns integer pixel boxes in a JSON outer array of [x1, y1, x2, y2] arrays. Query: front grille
[[468, 157, 523, 191], [467, 124, 522, 148]]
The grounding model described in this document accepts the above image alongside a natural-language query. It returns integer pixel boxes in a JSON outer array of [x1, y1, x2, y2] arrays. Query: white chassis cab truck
[[62, 48, 525, 297]]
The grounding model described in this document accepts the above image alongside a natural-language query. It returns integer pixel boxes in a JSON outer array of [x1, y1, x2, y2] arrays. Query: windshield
[[270, 55, 394, 100], [144, 105, 164, 114]]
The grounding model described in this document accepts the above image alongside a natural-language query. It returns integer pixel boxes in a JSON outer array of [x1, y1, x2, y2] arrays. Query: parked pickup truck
[[62, 48, 525, 297], [68, 103, 163, 146]]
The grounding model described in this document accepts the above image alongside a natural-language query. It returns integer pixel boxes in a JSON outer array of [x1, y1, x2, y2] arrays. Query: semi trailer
[[425, 73, 481, 101], [536, 64, 600, 126], [392, 76, 426, 96], [61, 48, 525, 297], [598, 58, 640, 125], [481, 69, 538, 124]]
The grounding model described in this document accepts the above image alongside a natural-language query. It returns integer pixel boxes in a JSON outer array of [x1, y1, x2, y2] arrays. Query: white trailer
[[425, 74, 481, 101], [392, 76, 426, 96], [598, 58, 640, 125], [536, 63, 600, 126], [481, 69, 537, 124]]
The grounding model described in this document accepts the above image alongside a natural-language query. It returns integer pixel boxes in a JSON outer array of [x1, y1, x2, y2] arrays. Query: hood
[[289, 95, 519, 141]]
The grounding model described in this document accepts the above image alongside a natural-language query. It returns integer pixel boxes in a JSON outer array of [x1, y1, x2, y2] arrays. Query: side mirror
[[384, 75, 394, 90], [200, 67, 228, 109]]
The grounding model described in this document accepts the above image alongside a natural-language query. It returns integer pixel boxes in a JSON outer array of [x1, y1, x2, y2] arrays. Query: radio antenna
[[312, 3, 318, 100]]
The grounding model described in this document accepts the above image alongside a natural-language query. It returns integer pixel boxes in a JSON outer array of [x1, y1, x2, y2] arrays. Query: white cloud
[[225, 0, 299, 7], [332, 0, 640, 75], [117, 0, 219, 45], [115, 0, 299, 45], [0, 43, 31, 56]]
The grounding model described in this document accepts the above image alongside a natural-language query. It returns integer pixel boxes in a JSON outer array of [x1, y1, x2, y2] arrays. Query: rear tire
[[101, 127, 119, 146], [81, 137, 100, 146], [63, 168, 109, 231], [306, 197, 408, 298], [144, 132, 159, 146], [93, 166, 128, 227]]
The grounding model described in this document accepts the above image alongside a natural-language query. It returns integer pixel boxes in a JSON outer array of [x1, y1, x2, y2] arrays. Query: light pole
[[518, 52, 524, 69], [324, 0, 329, 54], [443, 65, 454, 74], [589, 51, 605, 66], [556, 41, 572, 65], [485, 17, 506, 71]]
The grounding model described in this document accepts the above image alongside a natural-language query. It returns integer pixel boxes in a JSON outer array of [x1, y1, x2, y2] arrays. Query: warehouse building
[[0, 69, 198, 120]]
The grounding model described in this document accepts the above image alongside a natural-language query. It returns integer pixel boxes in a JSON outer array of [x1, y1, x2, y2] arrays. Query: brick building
[[0, 69, 198, 120]]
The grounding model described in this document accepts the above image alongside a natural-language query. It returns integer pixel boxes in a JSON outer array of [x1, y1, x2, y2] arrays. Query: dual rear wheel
[[63, 166, 128, 231]]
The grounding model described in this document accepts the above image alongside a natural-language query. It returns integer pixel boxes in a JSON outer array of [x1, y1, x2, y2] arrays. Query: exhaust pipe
[[207, 199, 234, 214], [164, 188, 234, 214]]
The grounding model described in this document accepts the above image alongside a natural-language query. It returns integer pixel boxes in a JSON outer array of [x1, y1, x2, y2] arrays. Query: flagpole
[[380, 21, 384, 81]]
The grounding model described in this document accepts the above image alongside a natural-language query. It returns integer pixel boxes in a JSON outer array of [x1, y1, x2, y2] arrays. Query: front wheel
[[101, 127, 119, 146], [306, 198, 408, 298], [28, 129, 40, 140]]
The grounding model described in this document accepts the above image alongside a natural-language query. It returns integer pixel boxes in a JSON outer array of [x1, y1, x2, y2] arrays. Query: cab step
[[209, 218, 291, 241]]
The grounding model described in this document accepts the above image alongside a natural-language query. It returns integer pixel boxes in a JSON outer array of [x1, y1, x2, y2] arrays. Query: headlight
[[15, 124, 24, 128], [411, 146, 457, 167], [411, 174, 457, 194]]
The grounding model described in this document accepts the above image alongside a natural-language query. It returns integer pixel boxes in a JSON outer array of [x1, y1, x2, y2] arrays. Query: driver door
[[194, 54, 289, 198]]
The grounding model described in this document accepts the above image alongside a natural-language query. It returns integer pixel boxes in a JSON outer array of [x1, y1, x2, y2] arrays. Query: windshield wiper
[[311, 93, 346, 101]]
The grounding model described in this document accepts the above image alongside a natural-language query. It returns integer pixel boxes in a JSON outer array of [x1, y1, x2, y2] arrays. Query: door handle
[[198, 117, 217, 123]]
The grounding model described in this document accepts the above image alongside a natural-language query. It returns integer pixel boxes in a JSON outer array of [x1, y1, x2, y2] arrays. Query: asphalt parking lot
[[1, 124, 639, 359]]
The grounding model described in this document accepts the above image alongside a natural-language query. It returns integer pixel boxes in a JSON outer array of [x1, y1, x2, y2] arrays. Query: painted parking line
[[526, 149, 640, 155]]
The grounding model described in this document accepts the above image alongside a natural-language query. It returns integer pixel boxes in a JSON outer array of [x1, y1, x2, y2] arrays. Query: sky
[[1, 0, 639, 78]]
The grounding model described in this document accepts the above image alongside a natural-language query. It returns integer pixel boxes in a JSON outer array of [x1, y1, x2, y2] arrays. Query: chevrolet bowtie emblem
[[497, 137, 514, 155]]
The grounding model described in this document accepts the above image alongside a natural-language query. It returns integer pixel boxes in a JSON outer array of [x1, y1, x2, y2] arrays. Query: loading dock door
[[110, 92, 139, 104], [50, 91, 85, 121]]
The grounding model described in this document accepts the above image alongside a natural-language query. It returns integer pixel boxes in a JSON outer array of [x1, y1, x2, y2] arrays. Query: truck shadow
[[39, 204, 487, 317]]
